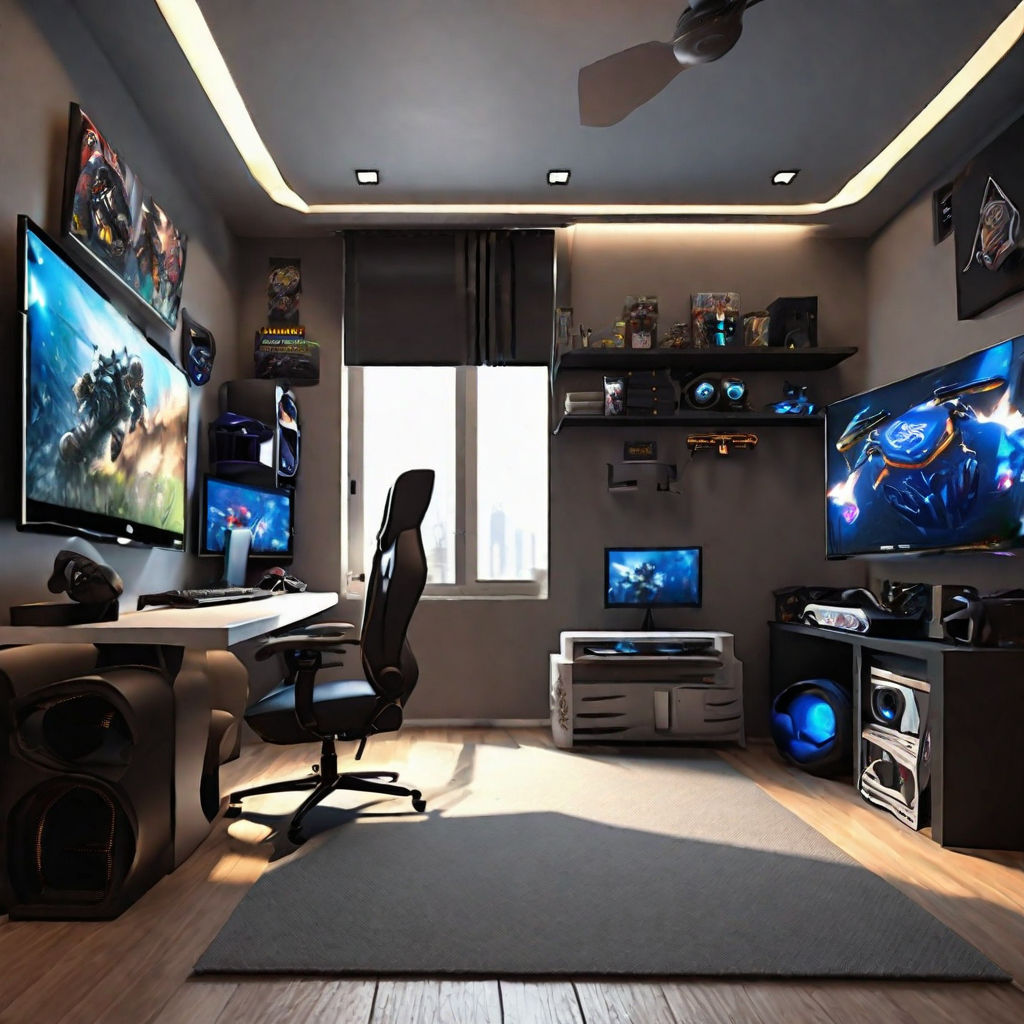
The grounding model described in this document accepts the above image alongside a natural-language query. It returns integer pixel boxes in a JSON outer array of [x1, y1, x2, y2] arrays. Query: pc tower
[[214, 379, 300, 488]]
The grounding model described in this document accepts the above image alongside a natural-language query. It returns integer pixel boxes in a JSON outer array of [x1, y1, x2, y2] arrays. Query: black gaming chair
[[227, 468, 434, 843]]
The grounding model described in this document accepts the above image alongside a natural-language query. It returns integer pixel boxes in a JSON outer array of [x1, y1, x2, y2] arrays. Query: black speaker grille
[[10, 782, 136, 905]]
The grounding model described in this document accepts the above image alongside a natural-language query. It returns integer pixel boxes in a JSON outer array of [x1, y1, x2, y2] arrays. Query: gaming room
[[2, 1, 1024, 1022]]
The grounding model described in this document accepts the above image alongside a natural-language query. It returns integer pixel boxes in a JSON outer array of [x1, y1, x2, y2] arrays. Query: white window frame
[[346, 366, 548, 600]]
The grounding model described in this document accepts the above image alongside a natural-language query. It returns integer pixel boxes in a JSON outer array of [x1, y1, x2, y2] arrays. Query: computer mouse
[[256, 567, 307, 593]]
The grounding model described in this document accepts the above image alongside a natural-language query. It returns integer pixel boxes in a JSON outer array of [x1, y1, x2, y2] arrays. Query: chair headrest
[[377, 469, 435, 550]]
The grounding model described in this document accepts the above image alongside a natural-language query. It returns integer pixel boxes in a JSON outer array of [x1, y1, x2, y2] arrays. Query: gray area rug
[[196, 741, 1007, 978]]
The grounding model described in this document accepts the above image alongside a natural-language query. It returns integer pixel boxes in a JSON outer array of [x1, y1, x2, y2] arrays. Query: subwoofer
[[770, 678, 852, 777], [0, 645, 174, 919]]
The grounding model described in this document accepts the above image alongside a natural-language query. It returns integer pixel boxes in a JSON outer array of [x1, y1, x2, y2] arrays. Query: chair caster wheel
[[224, 803, 242, 818], [411, 792, 426, 813]]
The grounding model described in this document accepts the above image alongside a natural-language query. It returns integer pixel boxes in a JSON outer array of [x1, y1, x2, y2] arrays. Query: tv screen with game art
[[605, 547, 702, 608], [825, 336, 1024, 557], [19, 216, 188, 549]]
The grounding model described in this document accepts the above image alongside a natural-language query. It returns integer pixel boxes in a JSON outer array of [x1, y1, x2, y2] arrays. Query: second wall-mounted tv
[[825, 336, 1024, 558], [19, 216, 189, 549]]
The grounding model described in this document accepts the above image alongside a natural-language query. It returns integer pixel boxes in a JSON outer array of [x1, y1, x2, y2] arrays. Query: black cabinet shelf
[[554, 346, 857, 377], [554, 411, 823, 434]]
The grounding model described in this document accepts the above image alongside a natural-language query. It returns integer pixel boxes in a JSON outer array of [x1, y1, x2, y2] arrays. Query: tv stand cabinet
[[770, 621, 1024, 850], [549, 631, 744, 748]]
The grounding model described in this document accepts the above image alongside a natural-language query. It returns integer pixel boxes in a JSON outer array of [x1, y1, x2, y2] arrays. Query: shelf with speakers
[[553, 346, 858, 378], [554, 411, 824, 434]]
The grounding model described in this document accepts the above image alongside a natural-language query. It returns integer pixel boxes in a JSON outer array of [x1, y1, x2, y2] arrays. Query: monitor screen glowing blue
[[201, 476, 293, 558], [605, 547, 702, 608]]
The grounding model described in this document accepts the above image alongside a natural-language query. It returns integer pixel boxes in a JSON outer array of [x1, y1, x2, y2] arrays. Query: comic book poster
[[268, 257, 302, 324], [61, 104, 187, 327]]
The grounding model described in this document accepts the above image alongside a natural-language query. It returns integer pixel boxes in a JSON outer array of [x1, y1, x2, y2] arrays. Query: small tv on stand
[[605, 546, 702, 630]]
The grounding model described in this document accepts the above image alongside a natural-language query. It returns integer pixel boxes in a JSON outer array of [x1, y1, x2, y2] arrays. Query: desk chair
[[227, 469, 434, 843]]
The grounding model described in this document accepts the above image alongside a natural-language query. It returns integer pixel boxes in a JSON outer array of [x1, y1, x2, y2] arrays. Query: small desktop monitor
[[605, 547, 702, 627], [198, 475, 294, 561]]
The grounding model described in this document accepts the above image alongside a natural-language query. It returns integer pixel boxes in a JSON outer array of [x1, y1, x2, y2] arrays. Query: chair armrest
[[255, 633, 358, 661]]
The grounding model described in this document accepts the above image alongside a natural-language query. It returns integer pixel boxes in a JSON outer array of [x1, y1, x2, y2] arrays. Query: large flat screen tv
[[19, 216, 189, 549], [825, 336, 1024, 558], [197, 475, 294, 561]]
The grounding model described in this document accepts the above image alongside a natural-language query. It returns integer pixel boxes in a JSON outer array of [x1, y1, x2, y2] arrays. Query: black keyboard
[[136, 587, 275, 610]]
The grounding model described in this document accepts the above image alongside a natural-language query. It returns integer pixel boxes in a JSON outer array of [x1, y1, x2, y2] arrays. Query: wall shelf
[[553, 346, 857, 378], [554, 411, 824, 434]]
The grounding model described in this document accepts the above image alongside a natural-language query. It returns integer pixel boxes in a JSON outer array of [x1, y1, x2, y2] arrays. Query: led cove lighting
[[547, 169, 571, 185], [355, 169, 380, 185], [772, 169, 799, 185], [157, 0, 1024, 219]]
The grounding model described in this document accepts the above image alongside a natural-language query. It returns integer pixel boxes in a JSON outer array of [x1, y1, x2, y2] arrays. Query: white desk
[[0, 591, 339, 648]]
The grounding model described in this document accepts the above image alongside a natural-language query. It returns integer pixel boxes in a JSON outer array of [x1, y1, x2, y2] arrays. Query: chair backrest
[[359, 469, 434, 704]]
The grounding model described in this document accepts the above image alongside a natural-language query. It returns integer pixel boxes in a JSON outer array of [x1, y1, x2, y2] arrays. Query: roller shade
[[344, 230, 553, 365]]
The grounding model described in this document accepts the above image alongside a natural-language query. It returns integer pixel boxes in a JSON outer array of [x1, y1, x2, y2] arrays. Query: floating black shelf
[[554, 346, 857, 376], [554, 411, 824, 433]]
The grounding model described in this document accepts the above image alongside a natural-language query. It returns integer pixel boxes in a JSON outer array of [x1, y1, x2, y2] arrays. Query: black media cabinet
[[769, 621, 1024, 850]]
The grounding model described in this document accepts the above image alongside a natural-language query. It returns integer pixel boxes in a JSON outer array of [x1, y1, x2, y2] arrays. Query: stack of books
[[625, 370, 676, 416]]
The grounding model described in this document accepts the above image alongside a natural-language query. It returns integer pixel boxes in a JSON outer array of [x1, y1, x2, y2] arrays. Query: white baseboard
[[403, 719, 548, 728]]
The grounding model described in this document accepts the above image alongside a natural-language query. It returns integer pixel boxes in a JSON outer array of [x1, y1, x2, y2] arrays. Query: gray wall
[[863, 185, 1024, 594], [0, 0, 240, 607], [236, 226, 871, 733]]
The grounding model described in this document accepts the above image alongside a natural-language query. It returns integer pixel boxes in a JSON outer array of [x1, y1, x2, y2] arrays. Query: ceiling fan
[[578, 0, 766, 127]]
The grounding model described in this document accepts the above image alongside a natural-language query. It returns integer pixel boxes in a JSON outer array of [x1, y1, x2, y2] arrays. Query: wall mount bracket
[[606, 461, 679, 493]]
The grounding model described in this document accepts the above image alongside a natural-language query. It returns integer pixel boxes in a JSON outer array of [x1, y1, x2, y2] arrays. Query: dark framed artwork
[[61, 103, 187, 327], [952, 113, 1024, 320]]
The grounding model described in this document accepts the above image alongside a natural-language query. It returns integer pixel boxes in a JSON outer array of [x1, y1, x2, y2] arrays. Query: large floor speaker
[[0, 645, 174, 920]]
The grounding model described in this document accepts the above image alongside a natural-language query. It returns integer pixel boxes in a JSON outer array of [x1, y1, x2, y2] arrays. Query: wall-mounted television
[[825, 336, 1024, 558], [19, 216, 189, 549], [605, 547, 702, 609], [197, 475, 294, 561]]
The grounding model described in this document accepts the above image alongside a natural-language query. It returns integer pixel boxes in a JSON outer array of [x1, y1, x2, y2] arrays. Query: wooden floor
[[3, 727, 1024, 1024]]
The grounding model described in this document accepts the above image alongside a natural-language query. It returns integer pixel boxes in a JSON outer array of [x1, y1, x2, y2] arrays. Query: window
[[347, 366, 549, 597]]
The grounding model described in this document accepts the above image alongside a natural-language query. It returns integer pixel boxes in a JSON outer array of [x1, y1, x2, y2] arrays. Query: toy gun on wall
[[686, 432, 759, 456]]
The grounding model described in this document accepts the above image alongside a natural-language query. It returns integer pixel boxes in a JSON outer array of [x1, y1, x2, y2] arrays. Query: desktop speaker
[[0, 645, 174, 919], [770, 678, 852, 778], [683, 376, 722, 410]]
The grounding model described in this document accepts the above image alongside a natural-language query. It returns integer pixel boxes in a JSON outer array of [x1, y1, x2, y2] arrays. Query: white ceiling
[[65, 0, 1024, 236]]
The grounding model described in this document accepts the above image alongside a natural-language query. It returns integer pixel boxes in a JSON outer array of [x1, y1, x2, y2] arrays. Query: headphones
[[181, 308, 216, 386], [47, 549, 123, 605]]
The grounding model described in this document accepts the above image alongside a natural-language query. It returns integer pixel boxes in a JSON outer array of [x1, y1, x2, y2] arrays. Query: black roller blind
[[344, 230, 553, 366]]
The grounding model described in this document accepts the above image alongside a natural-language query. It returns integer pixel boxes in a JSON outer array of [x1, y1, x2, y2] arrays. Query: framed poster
[[953, 112, 1024, 320], [61, 103, 187, 327]]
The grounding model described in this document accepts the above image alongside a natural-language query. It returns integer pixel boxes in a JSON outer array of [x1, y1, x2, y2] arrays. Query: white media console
[[549, 630, 745, 748]]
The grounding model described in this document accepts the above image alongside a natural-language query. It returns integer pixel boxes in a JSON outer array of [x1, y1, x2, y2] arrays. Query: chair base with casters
[[226, 622, 427, 844]]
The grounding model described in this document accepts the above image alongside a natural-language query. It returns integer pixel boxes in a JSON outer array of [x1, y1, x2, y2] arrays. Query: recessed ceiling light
[[355, 169, 380, 185], [772, 169, 800, 186], [547, 169, 571, 186]]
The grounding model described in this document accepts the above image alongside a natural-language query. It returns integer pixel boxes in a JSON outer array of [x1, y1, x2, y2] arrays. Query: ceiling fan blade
[[578, 41, 689, 127]]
